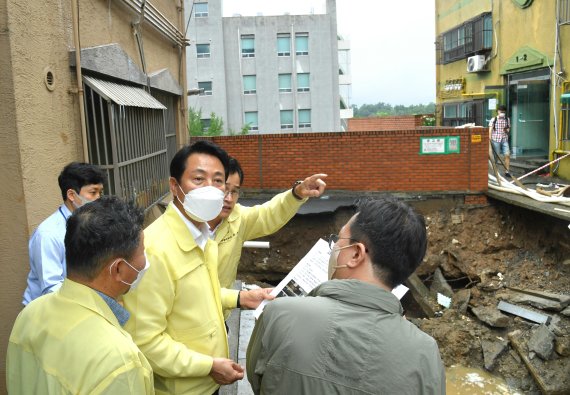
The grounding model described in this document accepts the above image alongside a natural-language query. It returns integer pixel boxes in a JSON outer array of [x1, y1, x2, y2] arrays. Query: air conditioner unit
[[467, 55, 487, 72]]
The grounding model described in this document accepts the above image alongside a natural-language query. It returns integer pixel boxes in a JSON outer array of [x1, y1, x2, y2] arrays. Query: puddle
[[446, 366, 521, 395]]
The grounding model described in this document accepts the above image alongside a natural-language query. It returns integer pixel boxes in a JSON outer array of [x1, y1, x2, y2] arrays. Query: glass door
[[510, 80, 550, 158]]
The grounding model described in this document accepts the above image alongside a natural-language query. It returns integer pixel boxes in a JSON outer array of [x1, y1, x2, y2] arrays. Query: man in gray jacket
[[247, 196, 446, 394]]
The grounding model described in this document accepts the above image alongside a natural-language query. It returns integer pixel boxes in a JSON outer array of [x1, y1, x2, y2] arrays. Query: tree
[[353, 102, 435, 118], [188, 108, 224, 136]]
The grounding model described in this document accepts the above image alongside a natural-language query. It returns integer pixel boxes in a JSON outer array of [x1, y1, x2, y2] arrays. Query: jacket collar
[[59, 279, 123, 328], [163, 203, 200, 252], [311, 279, 403, 315]]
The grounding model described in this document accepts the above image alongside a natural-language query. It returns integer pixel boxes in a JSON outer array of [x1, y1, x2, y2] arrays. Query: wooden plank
[[405, 273, 435, 318]]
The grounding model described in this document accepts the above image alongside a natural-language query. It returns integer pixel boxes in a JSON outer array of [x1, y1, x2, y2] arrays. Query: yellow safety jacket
[[215, 190, 307, 297], [7, 279, 154, 394], [123, 203, 238, 395]]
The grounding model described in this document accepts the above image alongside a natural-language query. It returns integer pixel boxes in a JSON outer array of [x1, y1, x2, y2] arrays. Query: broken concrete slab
[[471, 306, 511, 328], [430, 267, 453, 298], [481, 339, 509, 371], [507, 287, 570, 307], [528, 325, 555, 360], [560, 305, 570, 317], [502, 293, 568, 312], [405, 273, 436, 318]]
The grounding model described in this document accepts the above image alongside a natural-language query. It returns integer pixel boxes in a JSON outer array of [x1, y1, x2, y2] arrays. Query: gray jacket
[[247, 279, 446, 394]]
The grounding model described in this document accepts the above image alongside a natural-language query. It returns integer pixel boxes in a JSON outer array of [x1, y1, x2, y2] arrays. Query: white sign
[[488, 98, 497, 110], [421, 138, 446, 154]]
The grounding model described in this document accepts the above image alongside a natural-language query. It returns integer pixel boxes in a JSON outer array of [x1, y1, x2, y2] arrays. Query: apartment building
[[435, 0, 570, 178], [185, 0, 351, 133]]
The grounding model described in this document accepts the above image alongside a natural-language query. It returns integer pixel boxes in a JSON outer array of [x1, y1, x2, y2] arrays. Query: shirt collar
[[172, 203, 209, 249], [58, 204, 72, 220], [95, 290, 130, 326]]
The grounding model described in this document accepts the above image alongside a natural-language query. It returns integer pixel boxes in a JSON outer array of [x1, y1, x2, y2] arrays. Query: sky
[[222, 0, 436, 107]]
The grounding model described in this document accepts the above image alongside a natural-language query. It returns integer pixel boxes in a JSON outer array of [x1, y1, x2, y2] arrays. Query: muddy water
[[446, 366, 521, 395]]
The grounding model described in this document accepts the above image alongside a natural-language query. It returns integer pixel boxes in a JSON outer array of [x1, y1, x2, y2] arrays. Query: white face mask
[[72, 191, 93, 209], [177, 184, 224, 222], [498, 112, 506, 118], [110, 255, 150, 290], [327, 245, 352, 280]]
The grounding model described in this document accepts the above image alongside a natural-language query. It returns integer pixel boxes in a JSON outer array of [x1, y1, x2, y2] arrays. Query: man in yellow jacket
[[208, 157, 327, 315], [7, 196, 153, 394], [123, 141, 275, 395]]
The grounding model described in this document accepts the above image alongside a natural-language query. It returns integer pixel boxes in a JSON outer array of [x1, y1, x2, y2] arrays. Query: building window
[[241, 35, 255, 58], [198, 81, 212, 96], [280, 110, 293, 129], [279, 74, 292, 93], [82, 76, 170, 210], [442, 100, 485, 127], [194, 2, 208, 18], [295, 33, 309, 55], [196, 44, 210, 58], [298, 109, 311, 128], [297, 73, 310, 92], [245, 111, 258, 131], [243, 75, 256, 94], [277, 33, 291, 56], [441, 12, 492, 64], [201, 118, 211, 132]]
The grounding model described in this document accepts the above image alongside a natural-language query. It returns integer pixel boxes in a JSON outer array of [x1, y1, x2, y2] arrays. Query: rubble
[[239, 199, 570, 394], [528, 325, 555, 360]]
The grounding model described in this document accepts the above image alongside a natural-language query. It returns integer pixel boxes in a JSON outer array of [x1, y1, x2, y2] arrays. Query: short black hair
[[65, 196, 144, 280], [58, 162, 105, 201], [350, 196, 427, 288], [170, 140, 230, 183], [497, 105, 507, 112], [228, 157, 244, 185]]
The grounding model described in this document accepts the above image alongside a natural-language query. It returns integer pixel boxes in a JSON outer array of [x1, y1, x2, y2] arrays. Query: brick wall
[[348, 115, 427, 131], [196, 128, 488, 193]]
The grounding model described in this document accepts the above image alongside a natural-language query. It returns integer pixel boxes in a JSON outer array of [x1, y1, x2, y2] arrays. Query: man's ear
[[66, 188, 78, 203], [347, 243, 367, 268], [169, 177, 180, 198]]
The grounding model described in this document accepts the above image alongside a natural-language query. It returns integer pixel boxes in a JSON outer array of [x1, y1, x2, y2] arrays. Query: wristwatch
[[291, 180, 303, 200]]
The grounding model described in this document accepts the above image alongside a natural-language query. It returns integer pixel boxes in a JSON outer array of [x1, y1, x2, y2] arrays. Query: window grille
[[83, 76, 169, 210], [560, 0, 570, 24], [442, 100, 485, 127], [442, 13, 492, 64]]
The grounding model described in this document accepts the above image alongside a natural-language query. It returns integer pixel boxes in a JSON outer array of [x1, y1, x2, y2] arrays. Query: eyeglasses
[[326, 234, 369, 252], [224, 189, 240, 198]]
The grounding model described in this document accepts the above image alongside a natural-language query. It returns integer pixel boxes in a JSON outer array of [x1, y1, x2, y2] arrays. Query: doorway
[[508, 70, 550, 159]]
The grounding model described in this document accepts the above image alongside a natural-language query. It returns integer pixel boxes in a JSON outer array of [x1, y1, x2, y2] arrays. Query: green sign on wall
[[420, 136, 461, 155]]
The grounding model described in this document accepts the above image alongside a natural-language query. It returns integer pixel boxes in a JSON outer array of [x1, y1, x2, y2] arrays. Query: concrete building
[[435, 0, 570, 178], [0, 0, 188, 387], [185, 0, 351, 134]]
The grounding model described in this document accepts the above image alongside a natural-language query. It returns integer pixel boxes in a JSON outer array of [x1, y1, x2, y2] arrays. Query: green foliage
[[240, 123, 251, 135], [353, 102, 436, 118], [188, 107, 203, 136], [421, 115, 436, 126], [208, 112, 224, 136], [188, 108, 224, 136]]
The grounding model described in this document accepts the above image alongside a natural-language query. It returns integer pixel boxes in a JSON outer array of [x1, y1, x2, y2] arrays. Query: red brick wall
[[194, 128, 488, 193], [348, 115, 426, 131]]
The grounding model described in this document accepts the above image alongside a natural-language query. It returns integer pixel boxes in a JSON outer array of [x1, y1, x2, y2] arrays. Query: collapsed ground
[[238, 197, 570, 394]]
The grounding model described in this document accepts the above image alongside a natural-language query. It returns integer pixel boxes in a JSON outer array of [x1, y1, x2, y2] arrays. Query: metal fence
[[83, 77, 170, 210]]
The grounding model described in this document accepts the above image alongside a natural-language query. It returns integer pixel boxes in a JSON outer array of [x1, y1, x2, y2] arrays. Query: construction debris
[[497, 300, 552, 325]]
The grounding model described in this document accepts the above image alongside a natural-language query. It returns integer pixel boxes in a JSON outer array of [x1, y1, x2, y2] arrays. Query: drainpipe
[[71, 0, 89, 162], [178, 0, 188, 145]]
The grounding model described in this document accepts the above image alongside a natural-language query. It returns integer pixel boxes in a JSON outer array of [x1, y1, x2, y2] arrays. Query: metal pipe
[[71, 0, 89, 162], [517, 151, 570, 181]]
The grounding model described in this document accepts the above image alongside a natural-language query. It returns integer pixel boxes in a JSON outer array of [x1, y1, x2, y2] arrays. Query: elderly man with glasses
[[246, 196, 446, 395]]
